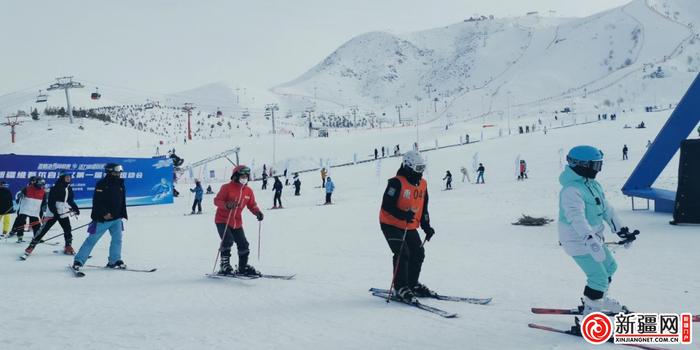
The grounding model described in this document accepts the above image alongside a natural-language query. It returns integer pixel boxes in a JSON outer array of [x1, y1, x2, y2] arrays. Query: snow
[[1, 104, 698, 350]]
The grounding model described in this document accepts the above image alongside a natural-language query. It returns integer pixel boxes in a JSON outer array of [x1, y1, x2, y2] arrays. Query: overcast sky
[[0, 0, 631, 96]]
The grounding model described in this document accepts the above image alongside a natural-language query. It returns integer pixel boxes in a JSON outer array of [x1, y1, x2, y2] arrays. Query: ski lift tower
[[3, 111, 26, 143], [182, 103, 195, 141], [47, 76, 84, 124], [266, 103, 279, 167]]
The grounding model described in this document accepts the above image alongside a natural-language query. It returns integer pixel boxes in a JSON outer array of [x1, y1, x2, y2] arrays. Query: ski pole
[[387, 225, 409, 303], [10, 210, 74, 235], [39, 221, 92, 244], [257, 221, 261, 261], [211, 186, 243, 274]]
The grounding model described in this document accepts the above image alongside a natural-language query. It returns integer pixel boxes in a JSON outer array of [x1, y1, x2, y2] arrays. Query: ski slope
[[1, 106, 698, 350]]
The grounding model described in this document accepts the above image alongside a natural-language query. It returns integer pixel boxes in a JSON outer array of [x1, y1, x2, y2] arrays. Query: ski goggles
[[110, 165, 124, 173], [567, 157, 603, 172], [237, 167, 251, 176]]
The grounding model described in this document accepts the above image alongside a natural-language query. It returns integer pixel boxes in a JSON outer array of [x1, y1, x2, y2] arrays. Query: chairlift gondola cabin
[[35, 90, 48, 103], [91, 88, 101, 100]]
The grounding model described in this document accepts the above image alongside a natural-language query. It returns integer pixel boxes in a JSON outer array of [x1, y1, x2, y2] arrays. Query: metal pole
[[65, 88, 73, 124]]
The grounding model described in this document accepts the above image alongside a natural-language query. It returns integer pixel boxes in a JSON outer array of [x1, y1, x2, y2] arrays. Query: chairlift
[[36, 90, 48, 103], [91, 87, 101, 100], [241, 109, 250, 118], [144, 101, 154, 109]]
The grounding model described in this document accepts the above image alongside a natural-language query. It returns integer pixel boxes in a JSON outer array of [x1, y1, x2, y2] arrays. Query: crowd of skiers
[[1, 142, 642, 320]]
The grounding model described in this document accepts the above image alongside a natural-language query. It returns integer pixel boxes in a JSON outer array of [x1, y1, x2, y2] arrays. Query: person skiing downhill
[[379, 150, 436, 303], [272, 176, 283, 208], [293, 173, 301, 196], [11, 176, 47, 243], [324, 176, 334, 204], [442, 171, 452, 190], [73, 163, 129, 271], [476, 163, 485, 184], [518, 160, 528, 180], [190, 179, 203, 214], [558, 146, 639, 315], [459, 166, 471, 183], [213, 165, 264, 276], [25, 171, 80, 255]]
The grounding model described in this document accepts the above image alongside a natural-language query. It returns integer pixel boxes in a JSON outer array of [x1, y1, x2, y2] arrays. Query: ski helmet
[[231, 165, 251, 181], [58, 170, 73, 178], [104, 163, 123, 174], [567, 145, 604, 178], [402, 150, 426, 173], [33, 177, 46, 188]]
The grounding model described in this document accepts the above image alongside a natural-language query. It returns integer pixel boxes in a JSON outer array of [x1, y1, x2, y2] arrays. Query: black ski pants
[[31, 216, 72, 247], [191, 199, 202, 213], [12, 214, 41, 238], [216, 223, 250, 267], [273, 191, 282, 207], [381, 223, 425, 290]]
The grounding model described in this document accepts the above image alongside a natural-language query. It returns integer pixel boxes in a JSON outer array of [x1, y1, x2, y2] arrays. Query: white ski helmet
[[402, 150, 426, 173]]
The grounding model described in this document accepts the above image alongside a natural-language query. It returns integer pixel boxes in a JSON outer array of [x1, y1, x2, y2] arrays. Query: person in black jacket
[[0, 181, 13, 236], [442, 170, 452, 190], [378, 151, 436, 303], [272, 176, 283, 208], [24, 171, 80, 255], [72, 163, 128, 271]]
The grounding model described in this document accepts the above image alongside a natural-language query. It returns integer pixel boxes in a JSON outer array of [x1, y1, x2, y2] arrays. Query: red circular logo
[[581, 312, 612, 344]]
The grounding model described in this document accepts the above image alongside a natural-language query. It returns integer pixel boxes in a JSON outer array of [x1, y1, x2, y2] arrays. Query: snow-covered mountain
[[273, 0, 700, 123]]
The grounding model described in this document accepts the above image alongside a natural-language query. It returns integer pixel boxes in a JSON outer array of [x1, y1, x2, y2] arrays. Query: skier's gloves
[[225, 201, 237, 210], [73, 209, 80, 216], [402, 210, 416, 223], [423, 226, 435, 241], [256, 212, 264, 221], [616, 227, 639, 249], [584, 235, 606, 262]]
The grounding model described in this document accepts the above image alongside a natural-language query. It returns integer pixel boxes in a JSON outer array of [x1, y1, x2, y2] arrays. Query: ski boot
[[16, 234, 24, 243], [396, 286, 418, 304], [412, 283, 436, 298], [71, 260, 83, 272], [63, 245, 75, 255], [237, 264, 261, 277], [106, 260, 127, 269], [582, 295, 628, 315], [218, 256, 235, 275], [24, 246, 34, 255]]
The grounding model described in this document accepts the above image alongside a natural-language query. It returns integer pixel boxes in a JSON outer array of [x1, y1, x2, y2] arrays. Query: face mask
[[238, 178, 249, 185]]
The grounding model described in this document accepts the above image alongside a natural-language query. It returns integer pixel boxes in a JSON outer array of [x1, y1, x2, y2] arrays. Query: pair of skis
[[68, 264, 157, 278], [529, 307, 699, 350], [369, 287, 492, 318], [206, 272, 295, 280], [531, 306, 699, 322]]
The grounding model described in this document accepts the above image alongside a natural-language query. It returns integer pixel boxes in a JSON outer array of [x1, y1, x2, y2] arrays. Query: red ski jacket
[[213, 181, 261, 228]]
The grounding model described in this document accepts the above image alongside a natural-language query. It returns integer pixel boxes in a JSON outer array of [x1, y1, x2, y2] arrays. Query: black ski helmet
[[104, 163, 123, 174], [33, 177, 46, 188]]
